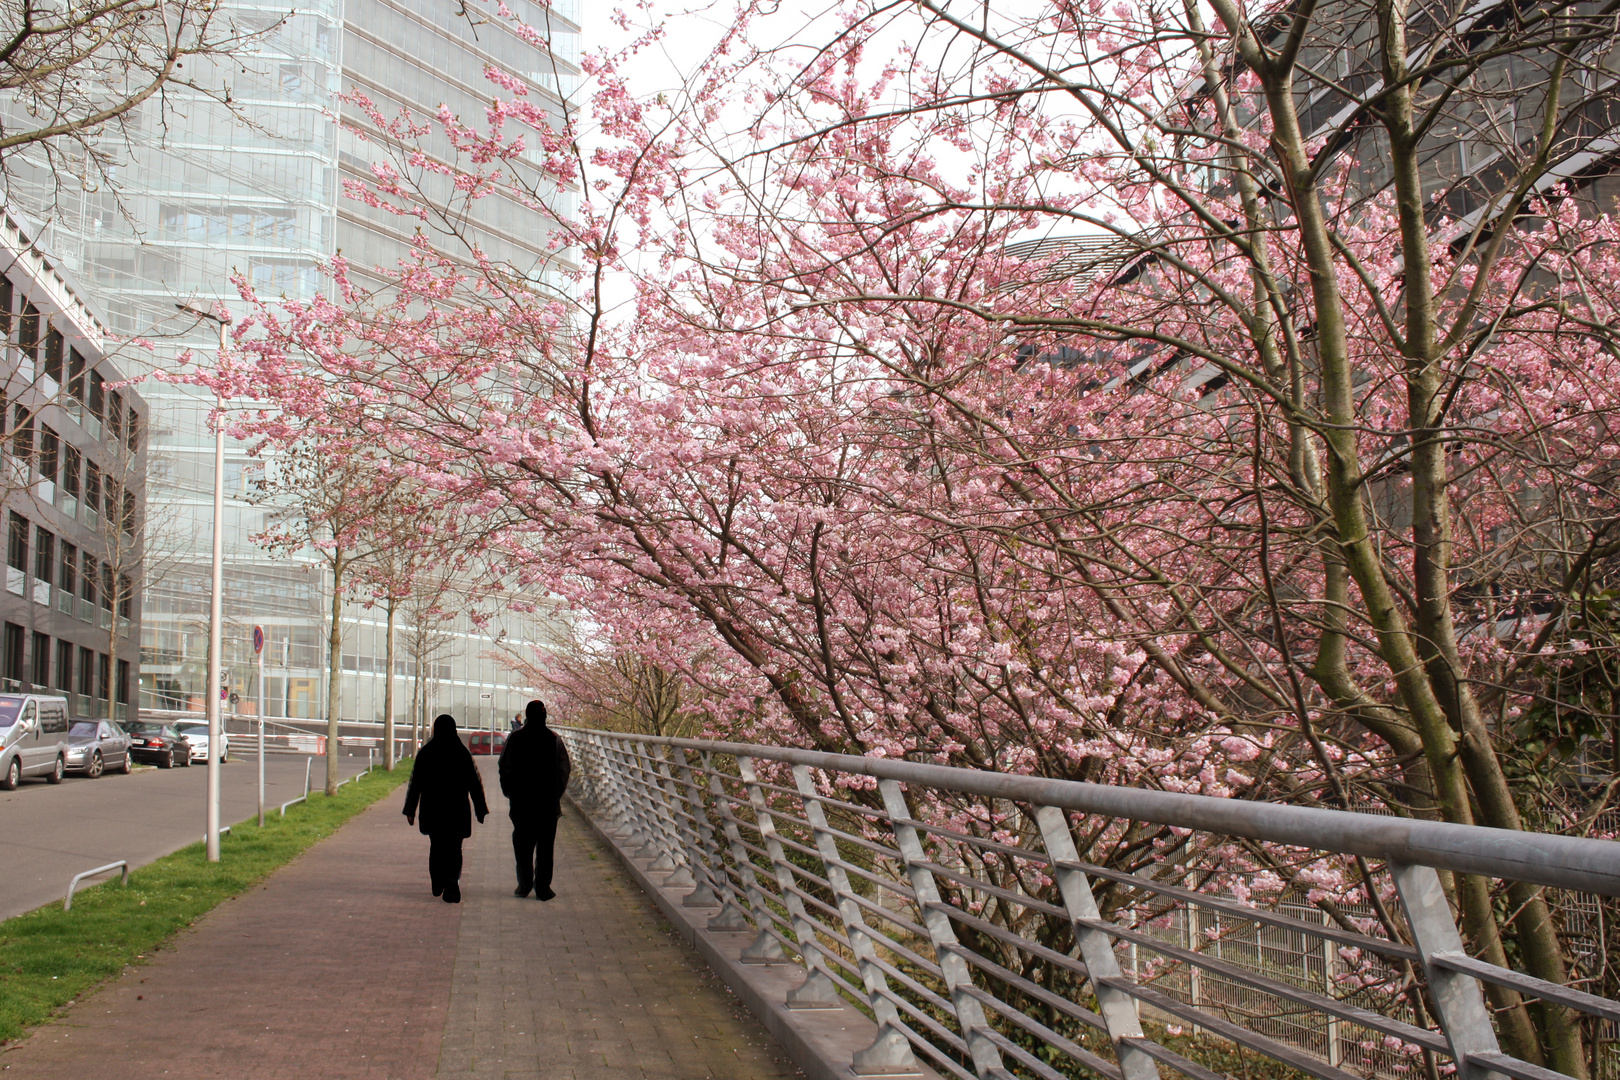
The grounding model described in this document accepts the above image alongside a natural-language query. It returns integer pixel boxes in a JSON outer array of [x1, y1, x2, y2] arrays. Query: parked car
[[123, 722, 194, 769], [0, 694, 71, 790], [177, 724, 229, 764], [65, 720, 134, 778]]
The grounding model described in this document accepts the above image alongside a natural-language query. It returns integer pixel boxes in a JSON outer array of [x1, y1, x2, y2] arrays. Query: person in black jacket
[[403, 714, 489, 903], [498, 700, 571, 900]]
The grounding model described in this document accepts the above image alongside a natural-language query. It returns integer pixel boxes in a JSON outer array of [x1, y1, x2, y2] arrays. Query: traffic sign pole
[[254, 625, 265, 827]]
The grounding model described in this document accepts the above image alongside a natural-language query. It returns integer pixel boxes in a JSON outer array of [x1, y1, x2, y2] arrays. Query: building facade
[[1, 0, 580, 735], [0, 212, 147, 721]]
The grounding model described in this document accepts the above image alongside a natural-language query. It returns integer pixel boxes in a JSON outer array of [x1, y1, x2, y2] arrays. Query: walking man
[[403, 714, 489, 903], [499, 699, 571, 900]]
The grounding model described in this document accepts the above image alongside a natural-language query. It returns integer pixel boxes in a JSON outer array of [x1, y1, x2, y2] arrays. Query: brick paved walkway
[[0, 762, 802, 1080]]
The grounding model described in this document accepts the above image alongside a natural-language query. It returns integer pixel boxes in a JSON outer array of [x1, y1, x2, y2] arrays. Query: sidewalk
[[0, 761, 803, 1080]]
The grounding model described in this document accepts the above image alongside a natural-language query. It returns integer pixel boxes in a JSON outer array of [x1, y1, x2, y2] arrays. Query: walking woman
[[403, 714, 489, 903]]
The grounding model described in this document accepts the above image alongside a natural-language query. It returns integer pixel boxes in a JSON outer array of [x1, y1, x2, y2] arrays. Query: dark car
[[123, 722, 194, 769], [65, 720, 134, 777]]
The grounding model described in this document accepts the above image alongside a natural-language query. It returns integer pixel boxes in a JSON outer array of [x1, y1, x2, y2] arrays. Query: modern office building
[[0, 211, 147, 721], [0, 0, 580, 734]]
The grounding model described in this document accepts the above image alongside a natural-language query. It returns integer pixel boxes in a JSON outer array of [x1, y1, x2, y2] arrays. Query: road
[[0, 752, 384, 921]]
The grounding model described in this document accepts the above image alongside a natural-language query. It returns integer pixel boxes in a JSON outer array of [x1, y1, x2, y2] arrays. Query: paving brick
[[0, 761, 804, 1080]]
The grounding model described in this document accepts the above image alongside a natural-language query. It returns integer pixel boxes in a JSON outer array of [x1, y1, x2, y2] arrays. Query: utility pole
[[178, 303, 228, 863]]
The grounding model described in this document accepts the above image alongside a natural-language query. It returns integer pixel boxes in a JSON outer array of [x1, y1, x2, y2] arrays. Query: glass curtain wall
[[2, 0, 581, 731]]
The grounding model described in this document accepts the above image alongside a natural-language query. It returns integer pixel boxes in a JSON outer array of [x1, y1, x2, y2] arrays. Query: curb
[[569, 797, 942, 1080]]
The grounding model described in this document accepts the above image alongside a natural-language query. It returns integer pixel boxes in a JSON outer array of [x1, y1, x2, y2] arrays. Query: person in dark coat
[[403, 714, 489, 903], [498, 699, 571, 900]]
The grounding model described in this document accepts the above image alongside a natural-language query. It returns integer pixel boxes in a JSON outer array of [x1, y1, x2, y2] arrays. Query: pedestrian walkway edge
[[569, 796, 944, 1080]]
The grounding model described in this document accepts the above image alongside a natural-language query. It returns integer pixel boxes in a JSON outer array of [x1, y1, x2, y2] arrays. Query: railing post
[[649, 744, 697, 888], [793, 764, 921, 1076], [710, 755, 783, 956], [628, 741, 679, 872], [701, 753, 754, 931], [737, 757, 840, 1008], [1034, 804, 1162, 1080], [878, 779, 1004, 1079], [1389, 862, 1506, 1080], [607, 736, 657, 850], [674, 748, 723, 909]]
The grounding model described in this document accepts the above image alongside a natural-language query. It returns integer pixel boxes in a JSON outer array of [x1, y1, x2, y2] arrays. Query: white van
[[0, 694, 71, 789]]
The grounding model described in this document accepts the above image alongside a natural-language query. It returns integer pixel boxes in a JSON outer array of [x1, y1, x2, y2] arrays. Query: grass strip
[[0, 759, 413, 1044]]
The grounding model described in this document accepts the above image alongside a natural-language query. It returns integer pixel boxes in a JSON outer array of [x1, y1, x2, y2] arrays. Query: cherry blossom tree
[[183, 0, 1620, 1069]]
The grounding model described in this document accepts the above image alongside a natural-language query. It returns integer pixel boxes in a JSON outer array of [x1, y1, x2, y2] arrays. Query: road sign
[[252, 625, 265, 654]]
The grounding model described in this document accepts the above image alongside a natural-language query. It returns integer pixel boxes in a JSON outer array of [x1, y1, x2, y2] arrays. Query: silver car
[[65, 720, 134, 778], [0, 694, 72, 790]]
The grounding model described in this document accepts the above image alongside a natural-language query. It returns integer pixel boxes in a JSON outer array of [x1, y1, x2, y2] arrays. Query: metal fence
[[559, 726, 1620, 1080]]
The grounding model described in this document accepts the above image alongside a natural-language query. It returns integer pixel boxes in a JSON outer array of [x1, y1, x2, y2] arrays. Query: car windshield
[[179, 725, 207, 736], [127, 723, 173, 736], [0, 698, 22, 731], [70, 722, 98, 737]]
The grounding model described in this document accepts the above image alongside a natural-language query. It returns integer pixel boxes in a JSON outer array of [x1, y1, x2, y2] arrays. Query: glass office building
[[2, 0, 580, 735]]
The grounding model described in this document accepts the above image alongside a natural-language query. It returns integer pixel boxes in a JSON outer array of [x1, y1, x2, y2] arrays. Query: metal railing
[[559, 727, 1620, 1080]]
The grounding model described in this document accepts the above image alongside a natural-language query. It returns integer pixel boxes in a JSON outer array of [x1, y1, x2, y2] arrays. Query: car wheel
[[119, 752, 132, 774], [1, 757, 19, 791], [47, 757, 64, 784], [180, 752, 191, 767], [161, 750, 173, 769], [219, 753, 227, 764], [87, 752, 104, 779]]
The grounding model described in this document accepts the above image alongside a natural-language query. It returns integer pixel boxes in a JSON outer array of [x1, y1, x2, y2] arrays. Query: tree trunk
[[384, 598, 397, 769], [325, 552, 345, 795]]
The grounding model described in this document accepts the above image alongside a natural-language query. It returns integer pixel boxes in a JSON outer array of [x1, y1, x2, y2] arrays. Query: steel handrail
[[559, 725, 1620, 1080], [565, 728, 1620, 896]]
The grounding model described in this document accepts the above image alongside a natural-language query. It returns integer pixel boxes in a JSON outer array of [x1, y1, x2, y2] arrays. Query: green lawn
[[0, 760, 412, 1044]]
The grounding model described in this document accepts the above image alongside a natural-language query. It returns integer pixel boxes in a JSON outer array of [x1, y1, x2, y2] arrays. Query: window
[[3, 624, 23, 686], [100, 562, 114, 611], [59, 542, 75, 596], [31, 632, 49, 688], [85, 462, 101, 515], [67, 348, 85, 402], [54, 639, 72, 691], [88, 370, 104, 420], [126, 412, 140, 453], [11, 405, 32, 464], [80, 553, 97, 603], [122, 490, 137, 536], [107, 392, 123, 444], [17, 302, 38, 362], [7, 513, 27, 572], [104, 478, 118, 523], [33, 527, 53, 586], [116, 659, 130, 705], [43, 328, 63, 384], [280, 64, 303, 93], [76, 645, 93, 698], [0, 277, 11, 340], [97, 653, 110, 702], [62, 445, 80, 496], [118, 573, 134, 618], [39, 426, 59, 484]]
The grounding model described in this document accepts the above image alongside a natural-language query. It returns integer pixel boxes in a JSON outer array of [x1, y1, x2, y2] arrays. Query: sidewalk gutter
[[570, 797, 943, 1080]]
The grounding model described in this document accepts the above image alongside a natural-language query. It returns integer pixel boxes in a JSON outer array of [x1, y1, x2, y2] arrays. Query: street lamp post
[[177, 303, 229, 864]]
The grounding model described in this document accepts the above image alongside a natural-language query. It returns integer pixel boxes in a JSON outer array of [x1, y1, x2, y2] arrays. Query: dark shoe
[[513, 886, 532, 898], [444, 883, 461, 904], [536, 887, 556, 901], [432, 883, 444, 897]]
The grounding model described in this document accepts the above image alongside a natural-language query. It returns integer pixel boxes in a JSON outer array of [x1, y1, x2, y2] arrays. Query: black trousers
[[428, 832, 464, 890], [512, 813, 560, 892]]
